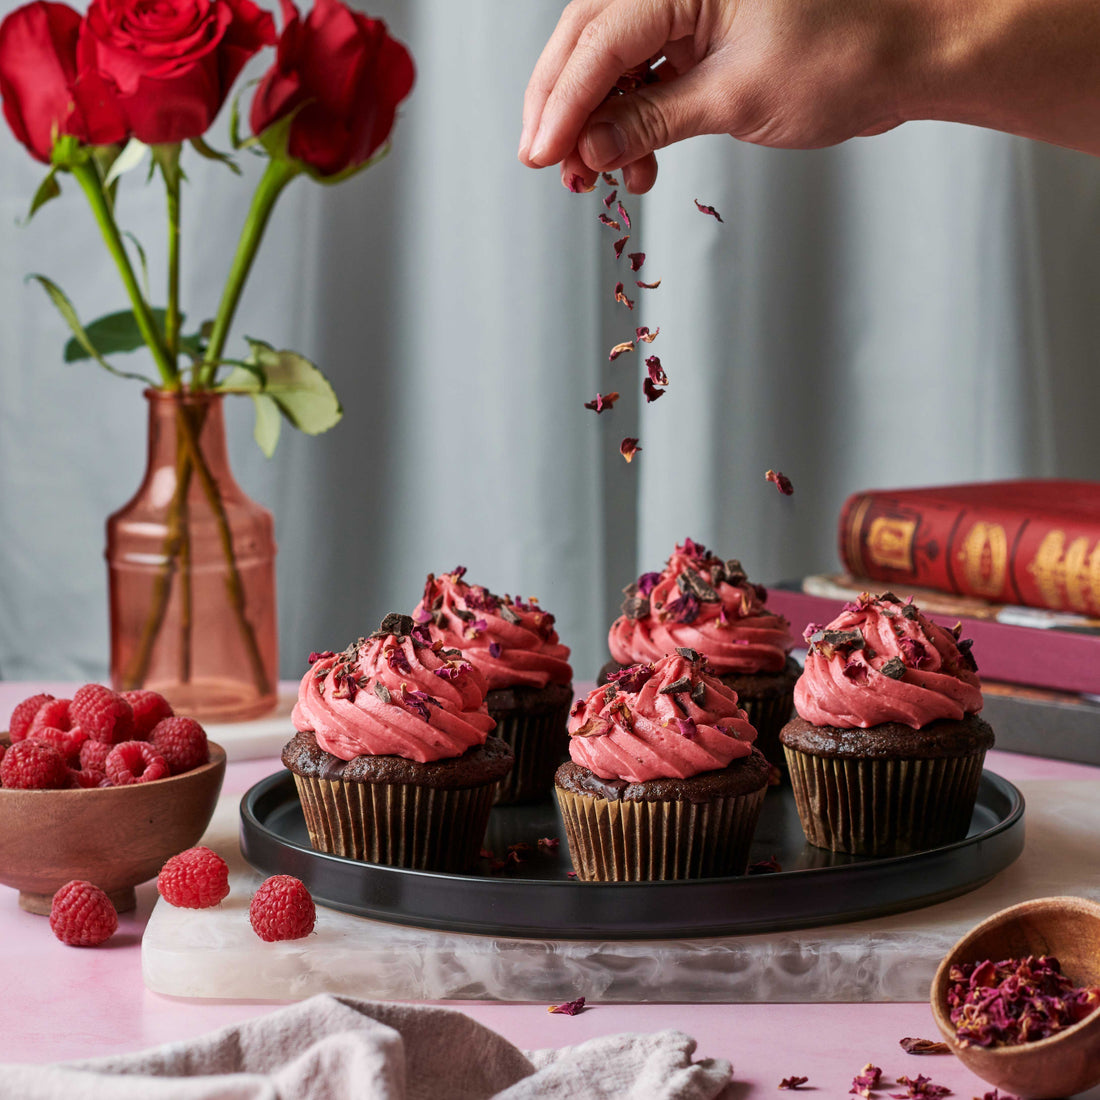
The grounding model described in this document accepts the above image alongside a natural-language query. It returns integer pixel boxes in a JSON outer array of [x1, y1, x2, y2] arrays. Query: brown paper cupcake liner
[[555, 786, 766, 881], [291, 773, 496, 872], [782, 747, 988, 856], [489, 699, 572, 805], [733, 689, 795, 770]]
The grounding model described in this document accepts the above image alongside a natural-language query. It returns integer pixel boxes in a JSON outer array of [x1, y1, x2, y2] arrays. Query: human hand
[[518, 0, 915, 193]]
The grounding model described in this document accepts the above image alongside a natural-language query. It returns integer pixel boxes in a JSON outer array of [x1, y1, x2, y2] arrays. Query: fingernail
[[529, 123, 550, 165], [583, 121, 626, 168], [518, 121, 531, 160]]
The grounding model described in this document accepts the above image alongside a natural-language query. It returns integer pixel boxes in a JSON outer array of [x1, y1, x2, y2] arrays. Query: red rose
[[78, 0, 276, 144], [0, 1, 127, 162], [250, 0, 414, 178]]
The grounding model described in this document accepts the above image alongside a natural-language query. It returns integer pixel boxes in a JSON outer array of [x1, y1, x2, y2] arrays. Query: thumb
[[578, 61, 728, 170]]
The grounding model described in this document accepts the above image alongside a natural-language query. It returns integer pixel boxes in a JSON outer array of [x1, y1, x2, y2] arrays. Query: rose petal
[[620, 437, 641, 462], [614, 282, 635, 310], [613, 236, 630, 259], [627, 251, 645, 271], [694, 199, 724, 222], [636, 279, 661, 289], [643, 378, 665, 403], [598, 213, 621, 230], [603, 189, 617, 209], [635, 326, 660, 343], [609, 341, 635, 361], [765, 469, 794, 495], [645, 355, 668, 385], [584, 391, 620, 413], [616, 201, 631, 229], [567, 174, 594, 193]]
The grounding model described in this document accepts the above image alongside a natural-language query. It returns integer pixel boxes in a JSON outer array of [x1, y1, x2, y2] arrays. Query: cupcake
[[780, 593, 994, 856], [600, 538, 798, 767], [413, 568, 573, 804], [283, 613, 513, 872], [555, 648, 771, 881]]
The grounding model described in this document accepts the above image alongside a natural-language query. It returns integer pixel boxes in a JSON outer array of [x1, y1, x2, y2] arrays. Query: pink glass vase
[[106, 389, 278, 721]]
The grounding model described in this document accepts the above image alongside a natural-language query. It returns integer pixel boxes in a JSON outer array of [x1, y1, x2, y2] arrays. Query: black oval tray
[[239, 770, 1024, 940]]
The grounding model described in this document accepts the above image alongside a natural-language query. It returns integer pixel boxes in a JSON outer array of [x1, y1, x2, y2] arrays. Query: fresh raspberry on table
[[79, 739, 111, 773], [8, 693, 55, 741], [28, 698, 73, 737], [71, 684, 134, 745], [29, 725, 88, 764], [249, 875, 316, 941], [49, 880, 118, 946], [150, 716, 209, 775], [121, 690, 174, 739], [105, 741, 170, 786], [157, 847, 231, 909], [0, 740, 70, 789], [69, 768, 107, 789]]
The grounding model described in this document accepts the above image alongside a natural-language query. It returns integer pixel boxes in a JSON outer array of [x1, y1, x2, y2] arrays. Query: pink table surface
[[4, 682, 1100, 1097]]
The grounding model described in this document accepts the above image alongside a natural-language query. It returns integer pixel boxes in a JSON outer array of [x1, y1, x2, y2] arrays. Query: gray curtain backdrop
[[2, 1, 1099, 685]]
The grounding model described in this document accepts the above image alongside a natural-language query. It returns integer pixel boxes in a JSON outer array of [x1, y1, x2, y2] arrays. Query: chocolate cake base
[[779, 715, 995, 857], [486, 680, 573, 806], [554, 750, 770, 881], [282, 731, 513, 872]]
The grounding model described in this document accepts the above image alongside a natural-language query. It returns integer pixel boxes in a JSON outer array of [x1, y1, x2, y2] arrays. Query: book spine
[[838, 491, 1100, 615]]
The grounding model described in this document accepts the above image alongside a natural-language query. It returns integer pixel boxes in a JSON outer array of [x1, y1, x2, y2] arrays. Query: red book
[[838, 480, 1100, 615]]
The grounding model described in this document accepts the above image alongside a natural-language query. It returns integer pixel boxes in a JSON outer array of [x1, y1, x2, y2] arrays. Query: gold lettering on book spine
[[866, 517, 916, 573], [956, 522, 1007, 598], [1028, 530, 1100, 614]]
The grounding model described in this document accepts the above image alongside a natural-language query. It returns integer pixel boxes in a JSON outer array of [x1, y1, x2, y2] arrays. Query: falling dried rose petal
[[627, 251, 645, 271], [584, 390, 620, 413], [609, 341, 635, 361], [899, 1038, 951, 1056], [617, 201, 631, 228], [603, 189, 618, 209], [548, 996, 586, 1015], [694, 198, 724, 222], [635, 326, 660, 343], [643, 377, 665, 403], [567, 174, 594, 193], [620, 437, 641, 462], [601, 172, 619, 186], [765, 469, 794, 495], [613, 235, 629, 259], [645, 355, 668, 385], [614, 282, 635, 310], [598, 213, 622, 231], [636, 279, 662, 289], [779, 1077, 809, 1090]]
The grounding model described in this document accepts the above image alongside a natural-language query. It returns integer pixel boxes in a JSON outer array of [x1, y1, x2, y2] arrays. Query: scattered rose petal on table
[[899, 1038, 950, 1055], [779, 1077, 809, 1090], [548, 996, 587, 1015]]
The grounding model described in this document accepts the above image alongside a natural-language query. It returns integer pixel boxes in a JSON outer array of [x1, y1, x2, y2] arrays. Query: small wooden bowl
[[0, 740, 226, 914], [931, 896, 1100, 1099]]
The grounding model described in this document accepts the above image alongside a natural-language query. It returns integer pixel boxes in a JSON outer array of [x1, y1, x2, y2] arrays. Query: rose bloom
[[250, 0, 414, 178], [78, 0, 276, 144], [0, 0, 127, 161]]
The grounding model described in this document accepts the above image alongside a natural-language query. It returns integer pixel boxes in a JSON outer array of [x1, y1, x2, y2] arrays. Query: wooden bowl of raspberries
[[0, 685, 225, 914]]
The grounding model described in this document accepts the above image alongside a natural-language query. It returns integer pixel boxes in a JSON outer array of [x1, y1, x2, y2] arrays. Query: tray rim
[[239, 769, 1025, 939]]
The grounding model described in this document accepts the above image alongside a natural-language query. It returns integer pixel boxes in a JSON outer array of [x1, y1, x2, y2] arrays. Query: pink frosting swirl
[[567, 649, 758, 783], [794, 593, 983, 729], [291, 615, 495, 762], [608, 538, 795, 673], [412, 568, 573, 691]]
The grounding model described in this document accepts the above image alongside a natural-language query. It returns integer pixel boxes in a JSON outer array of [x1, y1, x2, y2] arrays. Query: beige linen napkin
[[4, 994, 732, 1099]]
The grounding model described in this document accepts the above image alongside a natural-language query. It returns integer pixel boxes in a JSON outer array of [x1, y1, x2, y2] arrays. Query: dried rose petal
[[567, 174, 594, 193], [636, 572, 660, 595], [308, 650, 335, 664], [779, 1077, 809, 1090], [643, 377, 665, 403], [620, 437, 641, 462], [584, 390, 620, 413], [635, 326, 660, 343], [636, 279, 662, 289], [548, 996, 586, 1015], [613, 235, 629, 259], [765, 469, 794, 495], [645, 355, 668, 385], [694, 199, 724, 222], [899, 1038, 950, 1055], [627, 252, 645, 271], [891, 1074, 951, 1099], [609, 341, 635, 361], [598, 213, 622, 231], [747, 855, 782, 875], [850, 1064, 882, 1097], [538, 837, 560, 853], [616, 201, 631, 229], [601, 172, 619, 186], [614, 282, 635, 310], [566, 870, 578, 878], [488, 641, 502, 659], [603, 189, 617, 209]]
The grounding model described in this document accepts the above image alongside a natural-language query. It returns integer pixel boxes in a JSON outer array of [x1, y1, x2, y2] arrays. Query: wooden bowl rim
[[931, 895, 1100, 1057]]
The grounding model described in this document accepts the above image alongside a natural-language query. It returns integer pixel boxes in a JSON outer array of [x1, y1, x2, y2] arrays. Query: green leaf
[[229, 79, 263, 151], [62, 308, 176, 362], [250, 393, 282, 457], [22, 167, 61, 223], [28, 276, 157, 384], [105, 138, 149, 187], [122, 231, 150, 299], [189, 135, 242, 175]]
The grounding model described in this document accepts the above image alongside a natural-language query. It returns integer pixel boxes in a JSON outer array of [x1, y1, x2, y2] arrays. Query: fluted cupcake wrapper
[[782, 747, 988, 856], [555, 786, 767, 881], [291, 774, 497, 872], [734, 689, 795, 769], [489, 698, 572, 806]]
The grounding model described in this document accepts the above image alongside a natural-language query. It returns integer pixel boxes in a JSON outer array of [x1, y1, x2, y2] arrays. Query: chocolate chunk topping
[[675, 647, 700, 662], [500, 604, 521, 624], [901, 603, 920, 620], [621, 594, 651, 620], [373, 681, 392, 703], [658, 676, 692, 695], [453, 607, 474, 622], [677, 569, 720, 602], [723, 558, 746, 583], [691, 680, 706, 705], [822, 628, 864, 649], [880, 657, 906, 679], [603, 683, 617, 704], [372, 613, 415, 639]]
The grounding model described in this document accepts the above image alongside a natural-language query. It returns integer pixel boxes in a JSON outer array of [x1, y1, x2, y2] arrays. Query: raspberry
[[70, 768, 107, 789], [29, 698, 73, 737], [0, 744, 5, 768], [121, 690, 174, 739], [0, 740, 70, 789], [79, 739, 111, 773], [71, 684, 134, 745], [150, 716, 209, 775], [249, 875, 316, 941], [157, 847, 230, 908], [105, 741, 170, 785], [28, 725, 88, 764], [49, 880, 118, 946], [8, 693, 55, 741]]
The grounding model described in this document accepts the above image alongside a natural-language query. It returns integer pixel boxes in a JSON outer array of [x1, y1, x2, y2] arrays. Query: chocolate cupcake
[[780, 593, 994, 857], [556, 649, 770, 881], [600, 538, 798, 767], [284, 614, 512, 872], [414, 568, 573, 805]]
